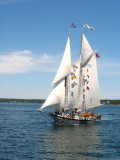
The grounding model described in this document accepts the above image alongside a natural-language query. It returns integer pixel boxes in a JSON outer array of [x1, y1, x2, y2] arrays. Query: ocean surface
[[0, 103, 120, 160]]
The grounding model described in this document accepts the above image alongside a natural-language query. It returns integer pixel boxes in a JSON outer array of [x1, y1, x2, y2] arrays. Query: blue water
[[0, 103, 120, 160]]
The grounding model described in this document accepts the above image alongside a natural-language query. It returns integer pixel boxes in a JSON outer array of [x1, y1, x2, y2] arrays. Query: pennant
[[71, 23, 76, 28], [71, 72, 74, 76], [73, 75, 77, 79], [87, 86, 89, 90], [73, 69, 76, 72], [73, 65, 78, 68], [71, 82, 77, 88], [73, 82, 77, 86], [71, 92, 74, 97], [83, 23, 95, 30], [71, 83, 74, 88], [84, 79, 87, 85], [87, 75, 89, 78], [96, 53, 100, 58], [83, 89, 85, 92]]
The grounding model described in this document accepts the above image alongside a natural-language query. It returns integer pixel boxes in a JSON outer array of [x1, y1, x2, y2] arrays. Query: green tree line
[[0, 98, 45, 103], [0, 98, 120, 105], [100, 99, 120, 105]]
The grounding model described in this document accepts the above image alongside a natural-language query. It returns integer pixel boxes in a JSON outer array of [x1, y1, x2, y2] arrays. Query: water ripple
[[0, 103, 120, 159]]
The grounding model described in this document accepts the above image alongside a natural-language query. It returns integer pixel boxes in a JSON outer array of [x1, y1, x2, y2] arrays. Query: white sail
[[40, 80, 65, 112], [81, 34, 100, 110], [77, 59, 84, 111], [52, 36, 71, 85], [38, 27, 102, 125], [82, 54, 100, 109], [40, 35, 71, 112], [69, 60, 81, 109], [82, 34, 93, 65], [40, 32, 100, 113]]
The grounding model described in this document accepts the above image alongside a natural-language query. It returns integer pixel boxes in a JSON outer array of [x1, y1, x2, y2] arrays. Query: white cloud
[[0, 50, 60, 74], [98, 60, 120, 68], [0, 50, 34, 74], [33, 53, 61, 73], [1, 50, 119, 76], [97, 59, 120, 76]]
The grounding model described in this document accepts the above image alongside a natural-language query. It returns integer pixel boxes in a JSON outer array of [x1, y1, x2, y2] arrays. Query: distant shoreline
[[100, 99, 120, 105], [0, 98, 120, 105], [0, 98, 45, 104]]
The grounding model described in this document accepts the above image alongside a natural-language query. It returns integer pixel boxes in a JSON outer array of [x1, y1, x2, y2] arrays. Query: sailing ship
[[38, 24, 101, 125]]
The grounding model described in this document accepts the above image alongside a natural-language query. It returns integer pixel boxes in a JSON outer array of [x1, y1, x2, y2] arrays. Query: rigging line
[[43, 112, 52, 121], [40, 111, 52, 123], [77, 29, 84, 109], [82, 51, 96, 68]]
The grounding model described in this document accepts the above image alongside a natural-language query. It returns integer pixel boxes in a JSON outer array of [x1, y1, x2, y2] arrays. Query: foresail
[[77, 33, 100, 110], [52, 36, 71, 85], [40, 80, 65, 112]]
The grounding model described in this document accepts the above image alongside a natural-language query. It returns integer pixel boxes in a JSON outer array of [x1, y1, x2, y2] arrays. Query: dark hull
[[50, 113, 101, 125]]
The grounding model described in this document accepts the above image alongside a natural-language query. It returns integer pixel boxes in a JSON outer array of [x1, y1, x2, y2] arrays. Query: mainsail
[[82, 53, 100, 110], [79, 33, 100, 110]]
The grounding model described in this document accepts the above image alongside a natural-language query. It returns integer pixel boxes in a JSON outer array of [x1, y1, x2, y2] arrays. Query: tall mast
[[80, 29, 83, 57], [77, 29, 84, 111], [65, 76, 69, 107], [64, 32, 71, 108], [64, 23, 76, 108]]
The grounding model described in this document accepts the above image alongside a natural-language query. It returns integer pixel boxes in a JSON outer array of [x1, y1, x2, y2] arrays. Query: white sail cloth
[[82, 34, 93, 65], [41, 35, 71, 111], [82, 54, 100, 109], [40, 80, 65, 111], [80, 34, 100, 110], [52, 36, 71, 85], [69, 60, 80, 109], [40, 33, 100, 112]]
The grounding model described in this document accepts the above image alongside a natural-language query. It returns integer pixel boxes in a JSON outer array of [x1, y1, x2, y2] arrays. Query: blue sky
[[0, 0, 120, 99]]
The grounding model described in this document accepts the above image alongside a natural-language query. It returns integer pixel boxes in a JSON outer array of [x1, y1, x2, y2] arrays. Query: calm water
[[0, 103, 120, 160]]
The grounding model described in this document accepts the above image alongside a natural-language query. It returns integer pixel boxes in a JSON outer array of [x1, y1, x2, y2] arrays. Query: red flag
[[87, 86, 89, 90], [73, 65, 78, 68]]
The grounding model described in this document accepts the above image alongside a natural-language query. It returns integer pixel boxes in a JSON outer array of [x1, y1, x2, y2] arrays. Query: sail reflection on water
[[37, 124, 103, 159]]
